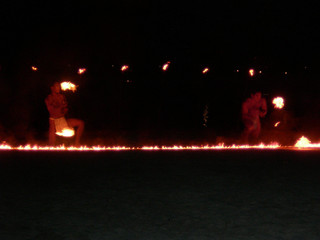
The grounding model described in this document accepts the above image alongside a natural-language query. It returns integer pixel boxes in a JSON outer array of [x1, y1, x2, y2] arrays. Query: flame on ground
[[61, 82, 77, 92], [1, 136, 320, 151]]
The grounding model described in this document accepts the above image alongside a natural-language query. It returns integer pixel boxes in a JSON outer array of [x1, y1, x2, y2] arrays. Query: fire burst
[[202, 68, 209, 74], [56, 128, 75, 137], [78, 68, 86, 75], [61, 82, 77, 92], [121, 65, 129, 71], [162, 61, 170, 71], [272, 97, 284, 109]]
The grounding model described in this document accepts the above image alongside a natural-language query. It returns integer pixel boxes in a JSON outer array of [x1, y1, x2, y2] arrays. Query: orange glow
[[121, 65, 129, 71], [274, 121, 280, 127], [295, 136, 312, 148], [162, 61, 170, 71], [31, 66, 38, 71], [249, 69, 255, 76], [56, 128, 75, 137], [202, 68, 209, 74], [272, 97, 284, 109], [78, 68, 86, 74], [61, 82, 77, 92]]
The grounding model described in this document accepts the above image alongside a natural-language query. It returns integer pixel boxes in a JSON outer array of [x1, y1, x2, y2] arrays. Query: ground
[[1, 150, 320, 239]]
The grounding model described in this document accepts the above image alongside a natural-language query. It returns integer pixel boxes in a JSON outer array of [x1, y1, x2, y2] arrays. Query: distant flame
[[273, 97, 284, 109], [274, 121, 280, 127], [31, 66, 38, 71], [162, 61, 170, 71], [121, 65, 129, 71], [78, 68, 86, 74], [61, 82, 77, 92], [202, 68, 209, 74], [249, 69, 254, 76], [56, 128, 75, 137]]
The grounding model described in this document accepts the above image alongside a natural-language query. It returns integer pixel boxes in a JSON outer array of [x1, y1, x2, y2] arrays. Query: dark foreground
[[1, 150, 320, 240]]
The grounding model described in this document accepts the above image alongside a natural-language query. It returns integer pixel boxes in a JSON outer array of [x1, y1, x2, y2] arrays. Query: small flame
[[162, 61, 170, 71], [78, 68, 86, 75], [56, 128, 75, 137], [121, 65, 129, 71], [249, 69, 255, 76], [31, 66, 38, 71], [202, 68, 209, 74], [274, 121, 280, 127], [61, 82, 77, 92], [273, 97, 284, 109]]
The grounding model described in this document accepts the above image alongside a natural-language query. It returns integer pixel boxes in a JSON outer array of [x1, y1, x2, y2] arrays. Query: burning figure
[[45, 82, 84, 146], [241, 91, 267, 143]]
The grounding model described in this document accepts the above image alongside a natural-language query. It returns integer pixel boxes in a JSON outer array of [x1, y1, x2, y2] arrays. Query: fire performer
[[45, 82, 84, 146], [241, 91, 267, 143]]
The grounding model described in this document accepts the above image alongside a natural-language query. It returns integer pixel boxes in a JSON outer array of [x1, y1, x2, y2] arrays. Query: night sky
[[0, 1, 319, 144]]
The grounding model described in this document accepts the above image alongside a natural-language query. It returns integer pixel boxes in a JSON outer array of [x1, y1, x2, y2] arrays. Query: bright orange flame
[[61, 82, 77, 92], [78, 68, 86, 74], [202, 68, 209, 74], [249, 69, 254, 76], [272, 97, 284, 109], [31, 66, 38, 71], [274, 121, 280, 127], [162, 61, 170, 71], [121, 65, 129, 71], [56, 128, 75, 137], [295, 136, 312, 148]]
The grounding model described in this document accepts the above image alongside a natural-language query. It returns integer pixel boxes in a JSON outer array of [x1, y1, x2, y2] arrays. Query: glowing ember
[[121, 65, 129, 71], [61, 82, 77, 92], [162, 61, 170, 71], [202, 68, 209, 74], [31, 66, 38, 71], [56, 128, 75, 137], [274, 121, 280, 127], [249, 69, 255, 76], [78, 68, 86, 74], [272, 97, 284, 109]]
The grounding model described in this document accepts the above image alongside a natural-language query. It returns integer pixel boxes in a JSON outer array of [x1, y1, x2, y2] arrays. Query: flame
[[294, 136, 320, 148], [202, 68, 209, 74], [249, 69, 254, 76], [121, 65, 129, 71], [56, 128, 75, 137], [61, 82, 77, 92], [274, 121, 280, 127], [78, 68, 86, 74], [272, 97, 284, 109], [31, 66, 38, 71], [162, 61, 170, 71]]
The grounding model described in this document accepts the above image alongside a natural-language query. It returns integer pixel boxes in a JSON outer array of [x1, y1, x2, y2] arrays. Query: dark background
[[0, 1, 320, 145]]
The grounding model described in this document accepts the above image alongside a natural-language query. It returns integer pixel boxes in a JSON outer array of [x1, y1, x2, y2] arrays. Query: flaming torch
[[202, 68, 209, 74], [162, 61, 170, 71], [272, 97, 284, 109], [78, 68, 86, 75], [121, 65, 129, 72], [61, 82, 77, 92]]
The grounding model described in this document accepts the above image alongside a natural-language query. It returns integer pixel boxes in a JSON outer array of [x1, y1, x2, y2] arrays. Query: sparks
[[121, 65, 129, 71], [202, 68, 209, 74], [61, 82, 77, 92], [272, 97, 284, 109], [78, 68, 86, 75]]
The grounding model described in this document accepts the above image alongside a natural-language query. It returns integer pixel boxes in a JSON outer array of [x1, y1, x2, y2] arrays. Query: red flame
[[121, 65, 129, 71], [249, 69, 255, 76], [202, 68, 209, 74], [31, 66, 38, 71], [162, 61, 170, 71]]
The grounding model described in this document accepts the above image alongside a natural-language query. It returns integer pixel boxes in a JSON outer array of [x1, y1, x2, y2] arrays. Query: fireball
[[61, 82, 77, 92], [56, 128, 75, 137], [272, 97, 284, 109]]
